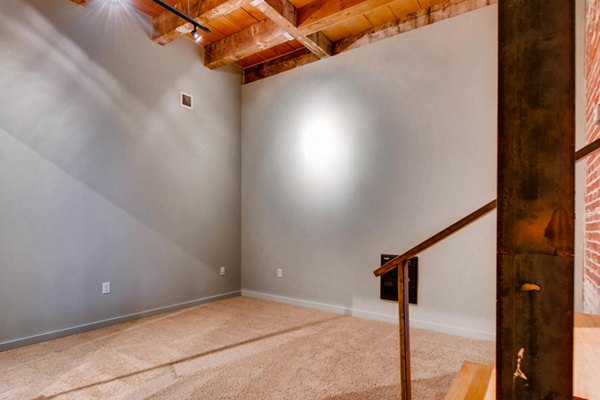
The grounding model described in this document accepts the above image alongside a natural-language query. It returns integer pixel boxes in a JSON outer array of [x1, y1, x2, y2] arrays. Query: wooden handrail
[[397, 260, 411, 400], [377, 138, 600, 400], [373, 200, 497, 277], [575, 137, 600, 162], [373, 137, 600, 278]]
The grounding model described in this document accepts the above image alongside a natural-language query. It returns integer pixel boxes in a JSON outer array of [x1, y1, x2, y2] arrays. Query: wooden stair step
[[443, 361, 494, 400]]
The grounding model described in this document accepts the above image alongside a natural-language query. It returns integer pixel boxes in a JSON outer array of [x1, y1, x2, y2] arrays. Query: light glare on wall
[[298, 112, 352, 197]]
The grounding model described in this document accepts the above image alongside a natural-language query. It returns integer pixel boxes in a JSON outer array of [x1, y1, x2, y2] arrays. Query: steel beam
[[497, 0, 575, 398]]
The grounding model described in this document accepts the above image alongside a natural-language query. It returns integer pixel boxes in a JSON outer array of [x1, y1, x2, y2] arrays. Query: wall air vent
[[380, 254, 418, 304], [180, 92, 193, 109]]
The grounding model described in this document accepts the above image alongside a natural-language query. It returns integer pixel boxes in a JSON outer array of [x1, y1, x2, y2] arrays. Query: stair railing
[[373, 137, 600, 400]]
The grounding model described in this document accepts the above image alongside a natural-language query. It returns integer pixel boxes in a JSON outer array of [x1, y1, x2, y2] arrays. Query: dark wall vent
[[180, 92, 193, 109], [380, 254, 418, 304]]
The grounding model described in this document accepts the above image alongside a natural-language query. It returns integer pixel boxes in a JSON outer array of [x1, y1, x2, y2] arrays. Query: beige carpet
[[0, 296, 494, 400]]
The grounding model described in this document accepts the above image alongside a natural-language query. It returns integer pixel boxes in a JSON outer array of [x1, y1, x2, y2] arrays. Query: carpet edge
[[0, 290, 242, 352], [241, 290, 495, 341]]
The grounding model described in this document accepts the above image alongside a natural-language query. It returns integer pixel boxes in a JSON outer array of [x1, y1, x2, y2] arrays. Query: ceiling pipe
[[150, 0, 211, 35]]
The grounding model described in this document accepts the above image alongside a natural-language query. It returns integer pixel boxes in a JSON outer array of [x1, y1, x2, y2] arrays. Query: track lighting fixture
[[191, 28, 202, 43], [151, 0, 211, 42]]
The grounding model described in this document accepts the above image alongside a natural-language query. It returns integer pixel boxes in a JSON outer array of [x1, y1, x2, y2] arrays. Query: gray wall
[[242, 6, 498, 339], [0, 0, 241, 348], [241, 2, 588, 340], [0, 0, 587, 348]]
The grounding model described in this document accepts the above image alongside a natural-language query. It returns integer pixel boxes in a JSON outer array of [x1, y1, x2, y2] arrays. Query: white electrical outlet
[[276, 268, 283, 278], [220, 266, 226, 276], [102, 282, 111, 295]]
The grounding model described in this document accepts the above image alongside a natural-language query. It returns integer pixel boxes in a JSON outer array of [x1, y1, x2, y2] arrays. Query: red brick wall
[[584, 0, 600, 314]]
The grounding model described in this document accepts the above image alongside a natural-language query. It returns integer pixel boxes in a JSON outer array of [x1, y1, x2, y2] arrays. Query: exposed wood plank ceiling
[[69, 0, 496, 83]]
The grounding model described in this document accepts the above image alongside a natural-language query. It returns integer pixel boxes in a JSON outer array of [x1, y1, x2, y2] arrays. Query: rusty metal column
[[497, 1, 575, 399]]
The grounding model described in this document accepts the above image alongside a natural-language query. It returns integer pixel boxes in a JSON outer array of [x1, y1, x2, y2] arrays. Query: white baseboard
[[0, 290, 241, 352], [242, 290, 495, 341], [409, 317, 495, 341]]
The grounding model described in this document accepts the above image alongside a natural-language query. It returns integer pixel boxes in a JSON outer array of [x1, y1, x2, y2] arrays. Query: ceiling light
[[191, 28, 202, 43], [151, 0, 211, 42]]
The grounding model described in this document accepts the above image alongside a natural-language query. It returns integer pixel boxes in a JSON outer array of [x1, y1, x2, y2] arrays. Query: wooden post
[[497, 0, 575, 399], [398, 259, 411, 400]]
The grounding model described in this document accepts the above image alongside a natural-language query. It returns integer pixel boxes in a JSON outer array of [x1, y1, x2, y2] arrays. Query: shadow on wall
[[0, 0, 235, 262], [0, 0, 241, 343]]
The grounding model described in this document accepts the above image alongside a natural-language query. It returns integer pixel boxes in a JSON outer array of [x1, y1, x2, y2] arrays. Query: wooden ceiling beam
[[152, 0, 247, 45], [205, 20, 287, 68], [205, 0, 387, 68], [243, 0, 497, 83], [334, 0, 497, 54], [297, 0, 397, 33], [244, 48, 319, 83], [251, 0, 332, 58]]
